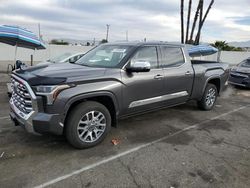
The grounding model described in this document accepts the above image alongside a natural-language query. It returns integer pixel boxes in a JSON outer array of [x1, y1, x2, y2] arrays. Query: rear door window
[[160, 46, 185, 68]]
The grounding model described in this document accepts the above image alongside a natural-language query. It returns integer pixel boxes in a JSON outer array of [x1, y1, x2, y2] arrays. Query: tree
[[180, 0, 215, 45], [211, 41, 228, 50], [185, 0, 192, 44], [49, 39, 69, 45], [211, 41, 243, 51], [189, 0, 202, 44], [195, 0, 203, 44], [180, 0, 184, 43], [194, 0, 214, 45], [100, 39, 108, 44]]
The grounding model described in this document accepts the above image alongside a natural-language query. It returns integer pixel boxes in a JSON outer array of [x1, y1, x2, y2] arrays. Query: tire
[[65, 101, 111, 149], [197, 84, 218, 111]]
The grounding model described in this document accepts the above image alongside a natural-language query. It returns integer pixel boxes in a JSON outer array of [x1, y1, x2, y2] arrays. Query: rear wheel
[[197, 84, 218, 110], [66, 101, 111, 149]]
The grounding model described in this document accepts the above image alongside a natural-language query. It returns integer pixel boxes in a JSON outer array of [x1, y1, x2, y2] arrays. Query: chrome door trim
[[129, 91, 188, 108]]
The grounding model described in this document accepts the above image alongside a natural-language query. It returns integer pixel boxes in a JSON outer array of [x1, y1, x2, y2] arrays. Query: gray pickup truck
[[9, 42, 229, 148]]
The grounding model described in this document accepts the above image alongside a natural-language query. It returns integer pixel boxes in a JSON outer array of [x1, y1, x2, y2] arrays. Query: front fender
[[63, 91, 119, 121]]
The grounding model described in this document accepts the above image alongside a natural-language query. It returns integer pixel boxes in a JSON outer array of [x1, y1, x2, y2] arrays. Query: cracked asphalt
[[0, 73, 250, 188]]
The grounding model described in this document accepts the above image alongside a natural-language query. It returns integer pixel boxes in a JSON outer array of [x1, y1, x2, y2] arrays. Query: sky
[[0, 0, 250, 43]]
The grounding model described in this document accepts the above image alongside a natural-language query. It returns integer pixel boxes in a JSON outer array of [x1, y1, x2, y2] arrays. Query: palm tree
[[185, 0, 192, 44], [196, 0, 203, 44], [180, 0, 184, 43], [189, 0, 202, 44], [211, 40, 228, 62], [194, 0, 214, 44], [212, 41, 228, 50]]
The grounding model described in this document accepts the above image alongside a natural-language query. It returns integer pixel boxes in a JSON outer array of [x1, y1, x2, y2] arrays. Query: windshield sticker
[[111, 49, 127, 53]]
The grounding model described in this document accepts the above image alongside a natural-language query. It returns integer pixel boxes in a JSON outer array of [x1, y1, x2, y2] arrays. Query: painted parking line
[[0, 116, 9, 120], [34, 105, 249, 188]]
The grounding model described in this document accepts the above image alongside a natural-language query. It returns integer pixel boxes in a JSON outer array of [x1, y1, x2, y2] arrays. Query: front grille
[[11, 77, 33, 114], [230, 72, 248, 79]]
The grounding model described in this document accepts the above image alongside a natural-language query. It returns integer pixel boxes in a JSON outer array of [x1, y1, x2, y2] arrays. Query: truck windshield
[[49, 52, 73, 63], [75, 45, 132, 68]]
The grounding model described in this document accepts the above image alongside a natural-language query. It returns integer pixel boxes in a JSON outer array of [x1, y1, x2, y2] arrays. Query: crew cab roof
[[103, 41, 185, 47]]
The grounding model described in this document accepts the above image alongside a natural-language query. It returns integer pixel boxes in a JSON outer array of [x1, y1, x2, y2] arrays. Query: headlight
[[33, 85, 59, 93], [33, 85, 70, 105]]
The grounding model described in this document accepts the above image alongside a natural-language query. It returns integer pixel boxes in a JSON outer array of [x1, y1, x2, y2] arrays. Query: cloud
[[0, 0, 249, 42]]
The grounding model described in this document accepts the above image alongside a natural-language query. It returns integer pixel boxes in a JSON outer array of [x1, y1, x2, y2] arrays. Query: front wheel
[[197, 84, 218, 111], [65, 101, 111, 149]]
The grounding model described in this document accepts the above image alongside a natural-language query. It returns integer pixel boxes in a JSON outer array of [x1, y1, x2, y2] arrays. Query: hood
[[14, 63, 106, 86], [36, 61, 53, 66], [233, 66, 250, 74]]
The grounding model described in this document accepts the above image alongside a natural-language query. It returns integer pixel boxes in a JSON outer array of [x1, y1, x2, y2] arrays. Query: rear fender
[[202, 76, 221, 95]]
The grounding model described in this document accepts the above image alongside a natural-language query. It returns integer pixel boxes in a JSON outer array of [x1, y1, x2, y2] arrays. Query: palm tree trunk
[[195, 0, 214, 44], [195, 0, 203, 44], [180, 0, 184, 43], [185, 0, 192, 44], [189, 0, 202, 44]]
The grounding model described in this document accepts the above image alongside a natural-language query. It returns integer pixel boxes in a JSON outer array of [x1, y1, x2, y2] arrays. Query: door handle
[[154, 74, 164, 80], [185, 71, 191, 75]]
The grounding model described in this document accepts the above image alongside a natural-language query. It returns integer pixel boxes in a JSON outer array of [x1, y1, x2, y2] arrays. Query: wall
[[0, 43, 93, 72], [1, 43, 250, 72], [194, 51, 250, 65]]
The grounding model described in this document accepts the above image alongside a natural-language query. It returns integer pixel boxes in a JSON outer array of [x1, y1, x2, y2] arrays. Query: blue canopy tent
[[0, 25, 46, 67], [187, 44, 218, 57], [0, 25, 46, 95]]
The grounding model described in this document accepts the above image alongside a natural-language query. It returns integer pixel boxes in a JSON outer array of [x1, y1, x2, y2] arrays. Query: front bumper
[[228, 72, 250, 88], [9, 74, 64, 135], [10, 98, 64, 135], [10, 97, 37, 133]]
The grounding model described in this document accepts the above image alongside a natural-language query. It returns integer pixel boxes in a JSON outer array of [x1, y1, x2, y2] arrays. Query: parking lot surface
[[0, 74, 250, 188]]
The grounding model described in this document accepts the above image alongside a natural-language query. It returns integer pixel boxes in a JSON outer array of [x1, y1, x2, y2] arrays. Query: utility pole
[[126, 30, 128, 41], [106, 24, 110, 42], [38, 23, 41, 40]]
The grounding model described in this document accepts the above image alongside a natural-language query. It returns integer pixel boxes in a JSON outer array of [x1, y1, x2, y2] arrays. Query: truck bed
[[190, 60, 229, 101]]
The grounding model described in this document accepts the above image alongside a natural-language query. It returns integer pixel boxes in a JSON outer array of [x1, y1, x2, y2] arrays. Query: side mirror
[[69, 57, 76, 64], [127, 61, 151, 73]]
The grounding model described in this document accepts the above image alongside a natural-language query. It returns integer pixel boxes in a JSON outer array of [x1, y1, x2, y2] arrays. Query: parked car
[[228, 58, 250, 88], [37, 52, 85, 65], [9, 42, 229, 148]]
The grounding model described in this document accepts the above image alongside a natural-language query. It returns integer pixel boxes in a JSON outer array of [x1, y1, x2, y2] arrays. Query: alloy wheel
[[205, 88, 216, 107], [77, 111, 106, 143]]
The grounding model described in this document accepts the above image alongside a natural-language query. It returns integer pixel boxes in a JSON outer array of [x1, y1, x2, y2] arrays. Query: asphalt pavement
[[0, 74, 250, 188]]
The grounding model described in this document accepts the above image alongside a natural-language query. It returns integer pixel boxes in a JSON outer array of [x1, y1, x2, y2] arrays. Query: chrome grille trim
[[10, 75, 36, 115], [9, 74, 38, 133]]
